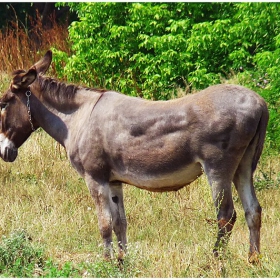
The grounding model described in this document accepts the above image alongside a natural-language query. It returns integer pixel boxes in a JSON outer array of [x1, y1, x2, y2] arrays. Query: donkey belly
[[111, 162, 203, 192]]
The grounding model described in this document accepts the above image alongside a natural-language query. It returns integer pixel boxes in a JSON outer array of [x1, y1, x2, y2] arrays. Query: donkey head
[[0, 50, 52, 162]]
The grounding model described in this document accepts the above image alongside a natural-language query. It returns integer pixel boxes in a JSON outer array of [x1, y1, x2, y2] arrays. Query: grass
[[0, 130, 279, 277]]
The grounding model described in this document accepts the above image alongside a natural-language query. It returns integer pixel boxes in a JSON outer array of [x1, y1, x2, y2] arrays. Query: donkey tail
[[252, 101, 269, 173]]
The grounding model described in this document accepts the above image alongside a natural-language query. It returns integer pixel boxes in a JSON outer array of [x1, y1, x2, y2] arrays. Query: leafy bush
[[54, 3, 279, 94], [253, 48, 280, 150], [54, 3, 237, 99]]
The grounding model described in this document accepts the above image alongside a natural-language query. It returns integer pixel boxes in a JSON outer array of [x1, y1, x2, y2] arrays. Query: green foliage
[[54, 3, 236, 99], [54, 2, 280, 149], [253, 48, 280, 149], [0, 229, 43, 277], [0, 230, 79, 277], [0, 229, 142, 278], [42, 260, 80, 278]]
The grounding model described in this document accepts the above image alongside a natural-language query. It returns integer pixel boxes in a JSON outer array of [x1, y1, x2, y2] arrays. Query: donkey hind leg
[[233, 153, 261, 263], [109, 182, 127, 261], [203, 163, 237, 257]]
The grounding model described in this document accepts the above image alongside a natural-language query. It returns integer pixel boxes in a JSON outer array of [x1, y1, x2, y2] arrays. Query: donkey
[[0, 51, 268, 262]]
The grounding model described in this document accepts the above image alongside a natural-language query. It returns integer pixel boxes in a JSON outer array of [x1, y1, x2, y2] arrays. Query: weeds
[[0, 229, 143, 278], [254, 156, 280, 191], [0, 229, 43, 277], [0, 229, 80, 277], [42, 260, 80, 278]]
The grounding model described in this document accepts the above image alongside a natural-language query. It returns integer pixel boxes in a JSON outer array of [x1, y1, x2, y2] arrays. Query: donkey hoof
[[118, 250, 126, 262], [213, 250, 219, 258], [213, 246, 224, 259], [248, 251, 261, 264]]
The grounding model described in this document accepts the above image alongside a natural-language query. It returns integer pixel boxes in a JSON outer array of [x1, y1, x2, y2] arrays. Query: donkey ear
[[21, 68, 37, 86], [33, 50, 52, 74], [11, 68, 37, 91]]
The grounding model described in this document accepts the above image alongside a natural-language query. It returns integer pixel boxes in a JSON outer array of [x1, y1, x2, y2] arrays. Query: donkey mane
[[36, 75, 107, 112], [38, 75, 79, 101]]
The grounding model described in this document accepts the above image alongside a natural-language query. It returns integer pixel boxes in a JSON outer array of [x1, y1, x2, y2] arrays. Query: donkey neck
[[29, 77, 104, 147]]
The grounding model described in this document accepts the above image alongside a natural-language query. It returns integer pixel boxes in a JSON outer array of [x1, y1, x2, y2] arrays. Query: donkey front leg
[[109, 182, 127, 261], [85, 175, 114, 260]]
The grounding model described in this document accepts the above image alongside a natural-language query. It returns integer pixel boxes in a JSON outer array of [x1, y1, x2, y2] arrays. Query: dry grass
[[0, 13, 69, 75]]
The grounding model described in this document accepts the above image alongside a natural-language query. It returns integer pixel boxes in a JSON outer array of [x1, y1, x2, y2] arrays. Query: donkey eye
[[0, 102, 7, 111]]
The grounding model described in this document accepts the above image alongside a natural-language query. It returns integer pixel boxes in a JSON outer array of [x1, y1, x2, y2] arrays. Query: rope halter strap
[[25, 90, 35, 131]]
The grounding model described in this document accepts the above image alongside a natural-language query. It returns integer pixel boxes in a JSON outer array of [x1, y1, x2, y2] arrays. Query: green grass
[[0, 130, 279, 277]]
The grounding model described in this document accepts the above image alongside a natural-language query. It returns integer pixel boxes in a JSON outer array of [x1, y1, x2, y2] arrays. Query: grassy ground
[[0, 130, 279, 277]]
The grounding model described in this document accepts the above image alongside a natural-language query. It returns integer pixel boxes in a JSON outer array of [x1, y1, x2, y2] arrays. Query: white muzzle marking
[[0, 133, 18, 162]]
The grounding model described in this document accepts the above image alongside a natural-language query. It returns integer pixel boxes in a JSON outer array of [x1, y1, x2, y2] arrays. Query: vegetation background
[[0, 2, 279, 277]]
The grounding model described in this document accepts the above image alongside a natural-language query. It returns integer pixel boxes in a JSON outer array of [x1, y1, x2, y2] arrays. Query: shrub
[[0, 229, 43, 277], [0, 230, 82, 277]]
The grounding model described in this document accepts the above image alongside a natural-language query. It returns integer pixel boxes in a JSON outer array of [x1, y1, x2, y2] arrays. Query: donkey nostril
[[3, 145, 18, 162]]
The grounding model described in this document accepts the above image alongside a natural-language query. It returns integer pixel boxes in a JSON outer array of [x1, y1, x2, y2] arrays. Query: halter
[[25, 90, 35, 131]]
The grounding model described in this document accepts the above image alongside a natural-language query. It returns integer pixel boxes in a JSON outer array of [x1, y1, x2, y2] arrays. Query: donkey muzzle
[[2, 146, 18, 162], [0, 134, 18, 162]]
